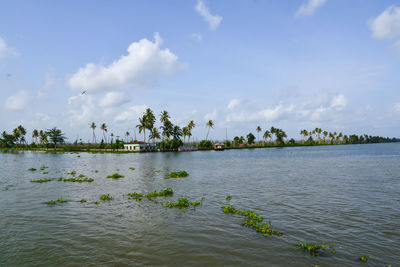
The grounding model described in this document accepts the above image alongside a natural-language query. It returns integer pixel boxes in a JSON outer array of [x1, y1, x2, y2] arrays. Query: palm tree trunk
[[206, 127, 210, 140]]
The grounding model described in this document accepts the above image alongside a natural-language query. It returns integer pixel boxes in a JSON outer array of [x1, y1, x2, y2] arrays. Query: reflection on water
[[1, 143, 399, 266]]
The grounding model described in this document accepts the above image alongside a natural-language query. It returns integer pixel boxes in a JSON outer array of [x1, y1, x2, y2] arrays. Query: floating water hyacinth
[[80, 199, 87, 203], [31, 178, 54, 183], [294, 241, 336, 256], [106, 173, 124, 179], [28, 168, 37, 171], [100, 194, 114, 201], [129, 167, 135, 170], [165, 171, 189, 179]]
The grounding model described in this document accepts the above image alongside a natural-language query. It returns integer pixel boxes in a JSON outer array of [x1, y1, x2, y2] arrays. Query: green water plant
[[294, 241, 336, 256], [80, 199, 87, 203], [165, 197, 190, 208], [58, 177, 94, 183], [31, 178, 54, 183], [145, 188, 174, 199], [42, 172, 48, 174], [45, 200, 56, 205], [28, 168, 37, 171], [100, 194, 114, 201], [57, 197, 68, 203], [226, 195, 232, 201], [67, 171, 76, 176], [94, 200, 100, 204], [95, 170, 99, 173], [360, 256, 370, 262], [166, 171, 189, 179], [127, 192, 143, 201], [129, 167, 135, 170], [155, 170, 162, 172], [191, 200, 201, 207], [107, 173, 124, 179], [40, 165, 48, 171]]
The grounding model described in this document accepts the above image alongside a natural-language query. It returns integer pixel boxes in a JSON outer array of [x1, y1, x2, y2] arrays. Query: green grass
[[294, 242, 336, 256], [28, 168, 37, 171], [129, 167, 135, 170], [31, 178, 54, 183], [100, 194, 114, 201], [165, 171, 189, 179], [106, 173, 124, 179]]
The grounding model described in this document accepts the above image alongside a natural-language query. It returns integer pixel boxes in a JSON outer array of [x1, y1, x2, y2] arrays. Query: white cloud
[[5, 90, 28, 111], [68, 33, 183, 92], [115, 105, 147, 121], [370, 5, 400, 39], [195, 1, 222, 31], [0, 37, 18, 59], [226, 103, 295, 123], [66, 94, 95, 123], [391, 39, 400, 52], [191, 33, 203, 41], [330, 94, 347, 110], [98, 91, 128, 108], [204, 109, 217, 121], [295, 0, 327, 18], [394, 102, 400, 113], [227, 98, 241, 110]]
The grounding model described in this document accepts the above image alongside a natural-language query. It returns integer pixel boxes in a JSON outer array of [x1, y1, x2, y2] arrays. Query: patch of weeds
[[42, 172, 49, 174], [45, 200, 56, 205], [28, 168, 37, 171], [80, 199, 87, 203], [155, 170, 162, 172], [294, 241, 336, 256], [40, 165, 48, 171], [59, 177, 94, 183], [165, 197, 190, 208], [129, 167, 135, 170], [165, 171, 189, 179], [226, 195, 232, 201], [31, 178, 54, 183], [106, 173, 124, 179], [145, 188, 174, 199], [57, 197, 68, 203], [67, 171, 76, 176], [127, 192, 143, 201], [94, 200, 100, 205], [100, 194, 114, 201], [360, 256, 371, 262], [95, 170, 99, 173], [191, 201, 201, 207], [78, 174, 85, 178], [222, 204, 282, 237]]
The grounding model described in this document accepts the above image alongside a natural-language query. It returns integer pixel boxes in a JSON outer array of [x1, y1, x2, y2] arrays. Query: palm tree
[[149, 127, 160, 147], [100, 123, 107, 143], [145, 108, 156, 140], [182, 126, 189, 144], [45, 127, 66, 149], [159, 110, 170, 148], [32, 129, 39, 144], [187, 120, 195, 143], [256, 126, 262, 143], [274, 128, 287, 145], [90, 122, 96, 144], [110, 133, 114, 144], [172, 125, 182, 141], [205, 120, 214, 140], [263, 130, 271, 143], [136, 116, 147, 142], [125, 131, 130, 143], [323, 131, 328, 143]]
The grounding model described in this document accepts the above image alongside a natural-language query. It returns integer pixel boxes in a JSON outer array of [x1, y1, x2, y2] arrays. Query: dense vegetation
[[1, 110, 398, 152]]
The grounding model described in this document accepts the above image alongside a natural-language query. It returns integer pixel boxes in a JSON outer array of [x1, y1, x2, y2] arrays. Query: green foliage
[[57, 197, 68, 203], [294, 241, 336, 256], [247, 132, 256, 144], [360, 256, 370, 262], [224, 140, 231, 148], [129, 167, 135, 170], [222, 204, 282, 237], [165, 198, 190, 208], [45, 127, 66, 147], [100, 194, 114, 201], [127, 192, 143, 201], [166, 171, 189, 178], [155, 170, 162, 172], [197, 140, 213, 149], [191, 201, 201, 206], [226, 195, 232, 201], [40, 165, 48, 171], [94, 201, 100, 205], [31, 178, 54, 183], [58, 176, 94, 183], [106, 173, 124, 179], [42, 172, 49, 174], [145, 188, 174, 199], [45, 200, 56, 205], [28, 168, 37, 171], [80, 199, 87, 203]]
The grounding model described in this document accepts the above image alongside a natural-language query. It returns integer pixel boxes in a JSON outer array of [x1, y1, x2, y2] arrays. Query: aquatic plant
[[94, 201, 100, 204], [31, 178, 54, 183], [191, 201, 201, 207], [294, 241, 336, 256], [226, 195, 232, 201], [40, 165, 48, 171], [78, 174, 85, 178], [58, 177, 94, 183], [360, 256, 370, 262], [166, 171, 189, 179], [127, 192, 143, 201], [42, 172, 49, 174], [95, 170, 99, 173], [165, 198, 190, 208], [106, 173, 124, 179], [155, 170, 162, 172], [57, 197, 68, 203], [80, 199, 87, 203], [67, 171, 76, 176], [129, 167, 135, 170], [100, 194, 114, 201], [45, 200, 56, 205], [145, 188, 174, 199], [5, 187, 8, 190], [222, 204, 282, 237], [28, 168, 37, 171]]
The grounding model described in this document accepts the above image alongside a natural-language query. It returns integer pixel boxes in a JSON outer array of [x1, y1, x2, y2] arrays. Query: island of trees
[[1, 108, 398, 152]]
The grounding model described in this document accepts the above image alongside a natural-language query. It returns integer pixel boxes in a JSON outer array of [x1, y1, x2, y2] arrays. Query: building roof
[[125, 141, 147, 145]]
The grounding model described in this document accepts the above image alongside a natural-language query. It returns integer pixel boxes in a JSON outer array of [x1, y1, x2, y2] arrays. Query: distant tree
[[182, 126, 189, 144], [90, 122, 96, 144], [32, 129, 39, 144], [45, 127, 66, 149], [149, 127, 161, 146], [256, 126, 262, 143], [136, 115, 147, 143], [247, 132, 256, 144], [205, 120, 214, 140], [100, 123, 108, 144], [125, 131, 130, 143], [263, 130, 271, 143], [187, 120, 195, 143]]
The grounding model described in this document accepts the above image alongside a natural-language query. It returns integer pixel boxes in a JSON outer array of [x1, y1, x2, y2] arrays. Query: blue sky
[[1, 0, 400, 142]]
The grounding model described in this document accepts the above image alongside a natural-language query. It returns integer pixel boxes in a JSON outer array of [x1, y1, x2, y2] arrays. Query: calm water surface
[[1, 143, 399, 266]]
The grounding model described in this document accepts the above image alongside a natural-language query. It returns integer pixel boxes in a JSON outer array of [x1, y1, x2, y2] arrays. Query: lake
[[1, 143, 399, 266]]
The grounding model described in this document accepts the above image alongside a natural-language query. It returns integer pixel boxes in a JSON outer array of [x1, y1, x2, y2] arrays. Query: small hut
[[214, 142, 225, 151], [123, 141, 147, 151]]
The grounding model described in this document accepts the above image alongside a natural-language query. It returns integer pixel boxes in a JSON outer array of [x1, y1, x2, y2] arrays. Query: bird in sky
[[81, 90, 86, 95]]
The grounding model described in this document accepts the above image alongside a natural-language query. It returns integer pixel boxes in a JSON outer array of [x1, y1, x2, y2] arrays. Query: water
[[1, 143, 399, 266]]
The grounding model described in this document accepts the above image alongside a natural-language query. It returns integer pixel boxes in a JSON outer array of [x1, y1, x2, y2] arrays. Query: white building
[[123, 142, 147, 151]]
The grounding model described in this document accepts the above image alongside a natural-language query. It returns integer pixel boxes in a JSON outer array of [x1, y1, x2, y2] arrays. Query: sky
[[1, 0, 400, 142]]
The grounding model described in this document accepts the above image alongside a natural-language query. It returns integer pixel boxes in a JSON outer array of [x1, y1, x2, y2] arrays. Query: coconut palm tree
[[145, 108, 156, 140], [182, 126, 189, 144], [110, 133, 114, 144], [274, 128, 287, 145], [323, 131, 328, 143], [149, 127, 160, 146], [263, 130, 271, 143], [187, 120, 195, 143], [100, 123, 107, 143], [136, 116, 147, 143], [205, 120, 214, 140], [125, 131, 130, 143], [256, 126, 262, 143], [32, 129, 39, 144], [90, 122, 97, 144]]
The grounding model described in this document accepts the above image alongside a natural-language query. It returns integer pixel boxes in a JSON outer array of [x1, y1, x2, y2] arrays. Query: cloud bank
[[295, 0, 327, 17], [195, 1, 222, 30]]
